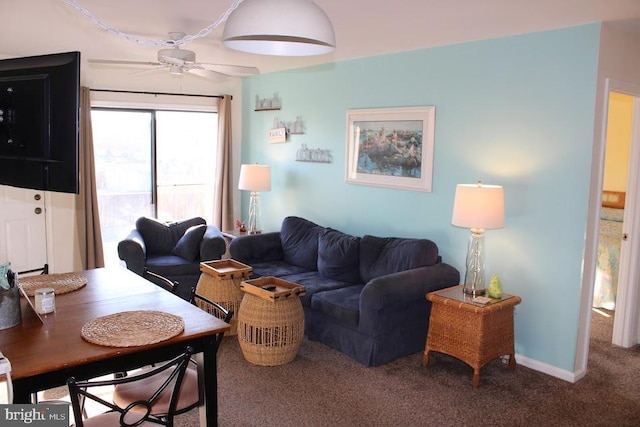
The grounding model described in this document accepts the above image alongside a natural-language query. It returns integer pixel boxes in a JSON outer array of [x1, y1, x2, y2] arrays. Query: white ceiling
[[3, 0, 640, 82]]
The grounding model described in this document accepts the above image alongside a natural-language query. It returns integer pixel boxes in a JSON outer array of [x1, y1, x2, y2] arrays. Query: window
[[92, 108, 217, 267]]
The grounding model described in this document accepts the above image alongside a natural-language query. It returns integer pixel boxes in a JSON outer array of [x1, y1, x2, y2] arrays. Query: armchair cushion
[[135, 217, 206, 256], [136, 217, 174, 255], [172, 224, 207, 261]]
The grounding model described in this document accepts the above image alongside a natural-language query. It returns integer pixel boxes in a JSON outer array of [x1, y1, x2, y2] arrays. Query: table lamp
[[238, 164, 271, 234], [451, 181, 505, 296]]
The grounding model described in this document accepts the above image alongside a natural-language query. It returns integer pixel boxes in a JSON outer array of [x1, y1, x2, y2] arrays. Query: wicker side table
[[237, 277, 305, 366], [421, 285, 521, 388], [196, 259, 253, 336]]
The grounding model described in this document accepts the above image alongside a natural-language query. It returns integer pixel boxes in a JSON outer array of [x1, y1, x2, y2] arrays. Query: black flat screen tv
[[0, 51, 80, 194]]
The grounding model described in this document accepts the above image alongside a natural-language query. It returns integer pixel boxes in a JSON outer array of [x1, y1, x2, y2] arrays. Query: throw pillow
[[171, 224, 207, 261], [317, 229, 361, 283], [168, 217, 206, 242], [135, 217, 174, 256], [280, 216, 325, 270]]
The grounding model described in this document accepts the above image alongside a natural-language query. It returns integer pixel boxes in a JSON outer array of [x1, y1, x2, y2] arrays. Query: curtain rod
[[89, 88, 230, 100]]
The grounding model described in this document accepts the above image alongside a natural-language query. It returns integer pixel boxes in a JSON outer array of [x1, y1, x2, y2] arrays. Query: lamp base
[[247, 191, 262, 235], [463, 286, 486, 296], [462, 228, 487, 297]]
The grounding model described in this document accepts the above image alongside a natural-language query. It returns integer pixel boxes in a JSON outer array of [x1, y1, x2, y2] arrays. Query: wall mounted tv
[[0, 51, 80, 194]]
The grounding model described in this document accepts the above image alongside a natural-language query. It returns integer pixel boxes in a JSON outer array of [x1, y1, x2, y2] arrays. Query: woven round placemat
[[20, 273, 87, 296], [81, 310, 185, 347]]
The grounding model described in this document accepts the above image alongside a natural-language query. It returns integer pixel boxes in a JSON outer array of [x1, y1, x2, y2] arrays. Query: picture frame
[[345, 106, 435, 192]]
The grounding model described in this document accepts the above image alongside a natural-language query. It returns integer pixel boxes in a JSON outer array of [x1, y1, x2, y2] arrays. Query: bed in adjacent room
[[593, 190, 625, 310]]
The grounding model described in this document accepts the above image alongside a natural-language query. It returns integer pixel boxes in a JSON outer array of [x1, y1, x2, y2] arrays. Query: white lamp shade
[[222, 0, 336, 56], [452, 183, 505, 230], [238, 164, 272, 192]]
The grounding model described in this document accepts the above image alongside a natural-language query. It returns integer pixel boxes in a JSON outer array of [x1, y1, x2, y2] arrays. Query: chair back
[[17, 264, 49, 276], [67, 346, 193, 427], [143, 268, 181, 295], [189, 287, 234, 350]]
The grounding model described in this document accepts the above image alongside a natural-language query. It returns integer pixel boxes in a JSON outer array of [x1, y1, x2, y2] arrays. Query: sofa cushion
[[248, 261, 310, 279], [317, 229, 361, 283], [171, 224, 207, 261], [279, 271, 356, 307], [310, 285, 365, 326], [359, 235, 439, 283], [280, 216, 325, 271]]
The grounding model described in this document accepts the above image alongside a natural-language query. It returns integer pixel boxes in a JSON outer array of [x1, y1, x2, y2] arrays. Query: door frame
[[577, 78, 640, 376]]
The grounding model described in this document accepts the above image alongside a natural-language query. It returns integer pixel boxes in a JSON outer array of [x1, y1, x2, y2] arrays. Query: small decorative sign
[[268, 128, 287, 144]]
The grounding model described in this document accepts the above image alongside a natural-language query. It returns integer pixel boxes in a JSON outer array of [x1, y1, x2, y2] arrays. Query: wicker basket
[[237, 277, 305, 366], [196, 260, 253, 336]]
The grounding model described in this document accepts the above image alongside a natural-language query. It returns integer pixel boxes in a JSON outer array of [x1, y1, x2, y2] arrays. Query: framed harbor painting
[[345, 106, 435, 192]]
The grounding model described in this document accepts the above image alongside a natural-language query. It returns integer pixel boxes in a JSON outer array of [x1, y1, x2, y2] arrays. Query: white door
[[0, 184, 47, 273]]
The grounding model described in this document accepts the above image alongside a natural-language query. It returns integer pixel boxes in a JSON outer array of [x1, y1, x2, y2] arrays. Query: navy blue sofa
[[229, 216, 460, 366]]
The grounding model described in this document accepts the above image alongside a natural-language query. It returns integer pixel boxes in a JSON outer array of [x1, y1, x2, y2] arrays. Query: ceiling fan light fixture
[[169, 65, 183, 75], [222, 0, 335, 56], [158, 48, 196, 64]]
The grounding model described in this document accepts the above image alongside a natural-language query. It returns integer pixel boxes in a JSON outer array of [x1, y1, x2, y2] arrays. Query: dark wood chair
[[143, 268, 181, 295], [17, 263, 49, 276], [111, 286, 233, 417], [67, 346, 194, 427]]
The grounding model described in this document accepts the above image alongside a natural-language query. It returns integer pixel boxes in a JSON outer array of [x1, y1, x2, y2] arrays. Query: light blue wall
[[240, 24, 601, 372]]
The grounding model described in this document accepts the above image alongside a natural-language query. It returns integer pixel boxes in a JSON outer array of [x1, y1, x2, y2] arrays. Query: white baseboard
[[516, 353, 585, 383]]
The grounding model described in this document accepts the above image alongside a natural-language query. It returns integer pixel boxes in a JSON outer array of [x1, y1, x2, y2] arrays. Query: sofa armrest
[[117, 229, 146, 276], [200, 225, 226, 261], [359, 263, 460, 328], [229, 232, 284, 264]]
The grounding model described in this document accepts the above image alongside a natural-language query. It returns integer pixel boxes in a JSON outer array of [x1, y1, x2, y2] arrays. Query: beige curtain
[[213, 95, 234, 231], [77, 86, 105, 268]]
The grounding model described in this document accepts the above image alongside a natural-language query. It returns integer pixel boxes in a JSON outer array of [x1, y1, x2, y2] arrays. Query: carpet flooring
[[175, 308, 640, 426]]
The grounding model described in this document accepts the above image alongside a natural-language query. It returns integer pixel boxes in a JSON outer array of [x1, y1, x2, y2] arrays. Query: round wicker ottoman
[[196, 260, 253, 336], [237, 277, 305, 366]]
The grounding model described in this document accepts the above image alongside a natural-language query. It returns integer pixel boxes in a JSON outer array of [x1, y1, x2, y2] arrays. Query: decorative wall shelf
[[255, 93, 281, 111], [274, 116, 305, 135]]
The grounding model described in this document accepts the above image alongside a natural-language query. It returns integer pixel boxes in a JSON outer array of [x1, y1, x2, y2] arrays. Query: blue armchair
[[118, 217, 226, 300]]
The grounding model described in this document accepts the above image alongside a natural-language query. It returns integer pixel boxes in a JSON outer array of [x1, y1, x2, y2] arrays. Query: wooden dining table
[[0, 267, 230, 427]]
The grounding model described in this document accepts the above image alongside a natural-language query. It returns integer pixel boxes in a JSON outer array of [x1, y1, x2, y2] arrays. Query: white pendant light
[[222, 0, 336, 56]]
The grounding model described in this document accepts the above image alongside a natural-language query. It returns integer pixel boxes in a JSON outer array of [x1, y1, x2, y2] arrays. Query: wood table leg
[[472, 369, 480, 388], [421, 349, 430, 367], [508, 353, 517, 371]]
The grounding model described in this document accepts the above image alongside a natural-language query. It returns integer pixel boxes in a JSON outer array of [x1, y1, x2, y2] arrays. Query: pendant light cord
[[61, 0, 245, 47]]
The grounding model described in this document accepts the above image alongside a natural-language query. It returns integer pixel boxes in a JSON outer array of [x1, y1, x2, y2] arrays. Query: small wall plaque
[[268, 128, 287, 144]]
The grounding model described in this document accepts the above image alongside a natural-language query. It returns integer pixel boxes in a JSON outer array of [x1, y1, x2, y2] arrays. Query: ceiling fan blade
[[131, 65, 171, 76], [198, 63, 260, 76], [188, 68, 229, 81], [88, 59, 163, 67]]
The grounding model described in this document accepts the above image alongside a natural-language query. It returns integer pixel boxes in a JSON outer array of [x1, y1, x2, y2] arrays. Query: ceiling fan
[[89, 32, 260, 80]]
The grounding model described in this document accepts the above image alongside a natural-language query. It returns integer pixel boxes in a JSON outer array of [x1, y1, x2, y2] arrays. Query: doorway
[[592, 91, 634, 340], [591, 80, 640, 351]]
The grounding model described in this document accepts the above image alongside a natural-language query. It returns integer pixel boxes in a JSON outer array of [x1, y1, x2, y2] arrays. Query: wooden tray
[[200, 259, 252, 279], [240, 276, 305, 301]]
